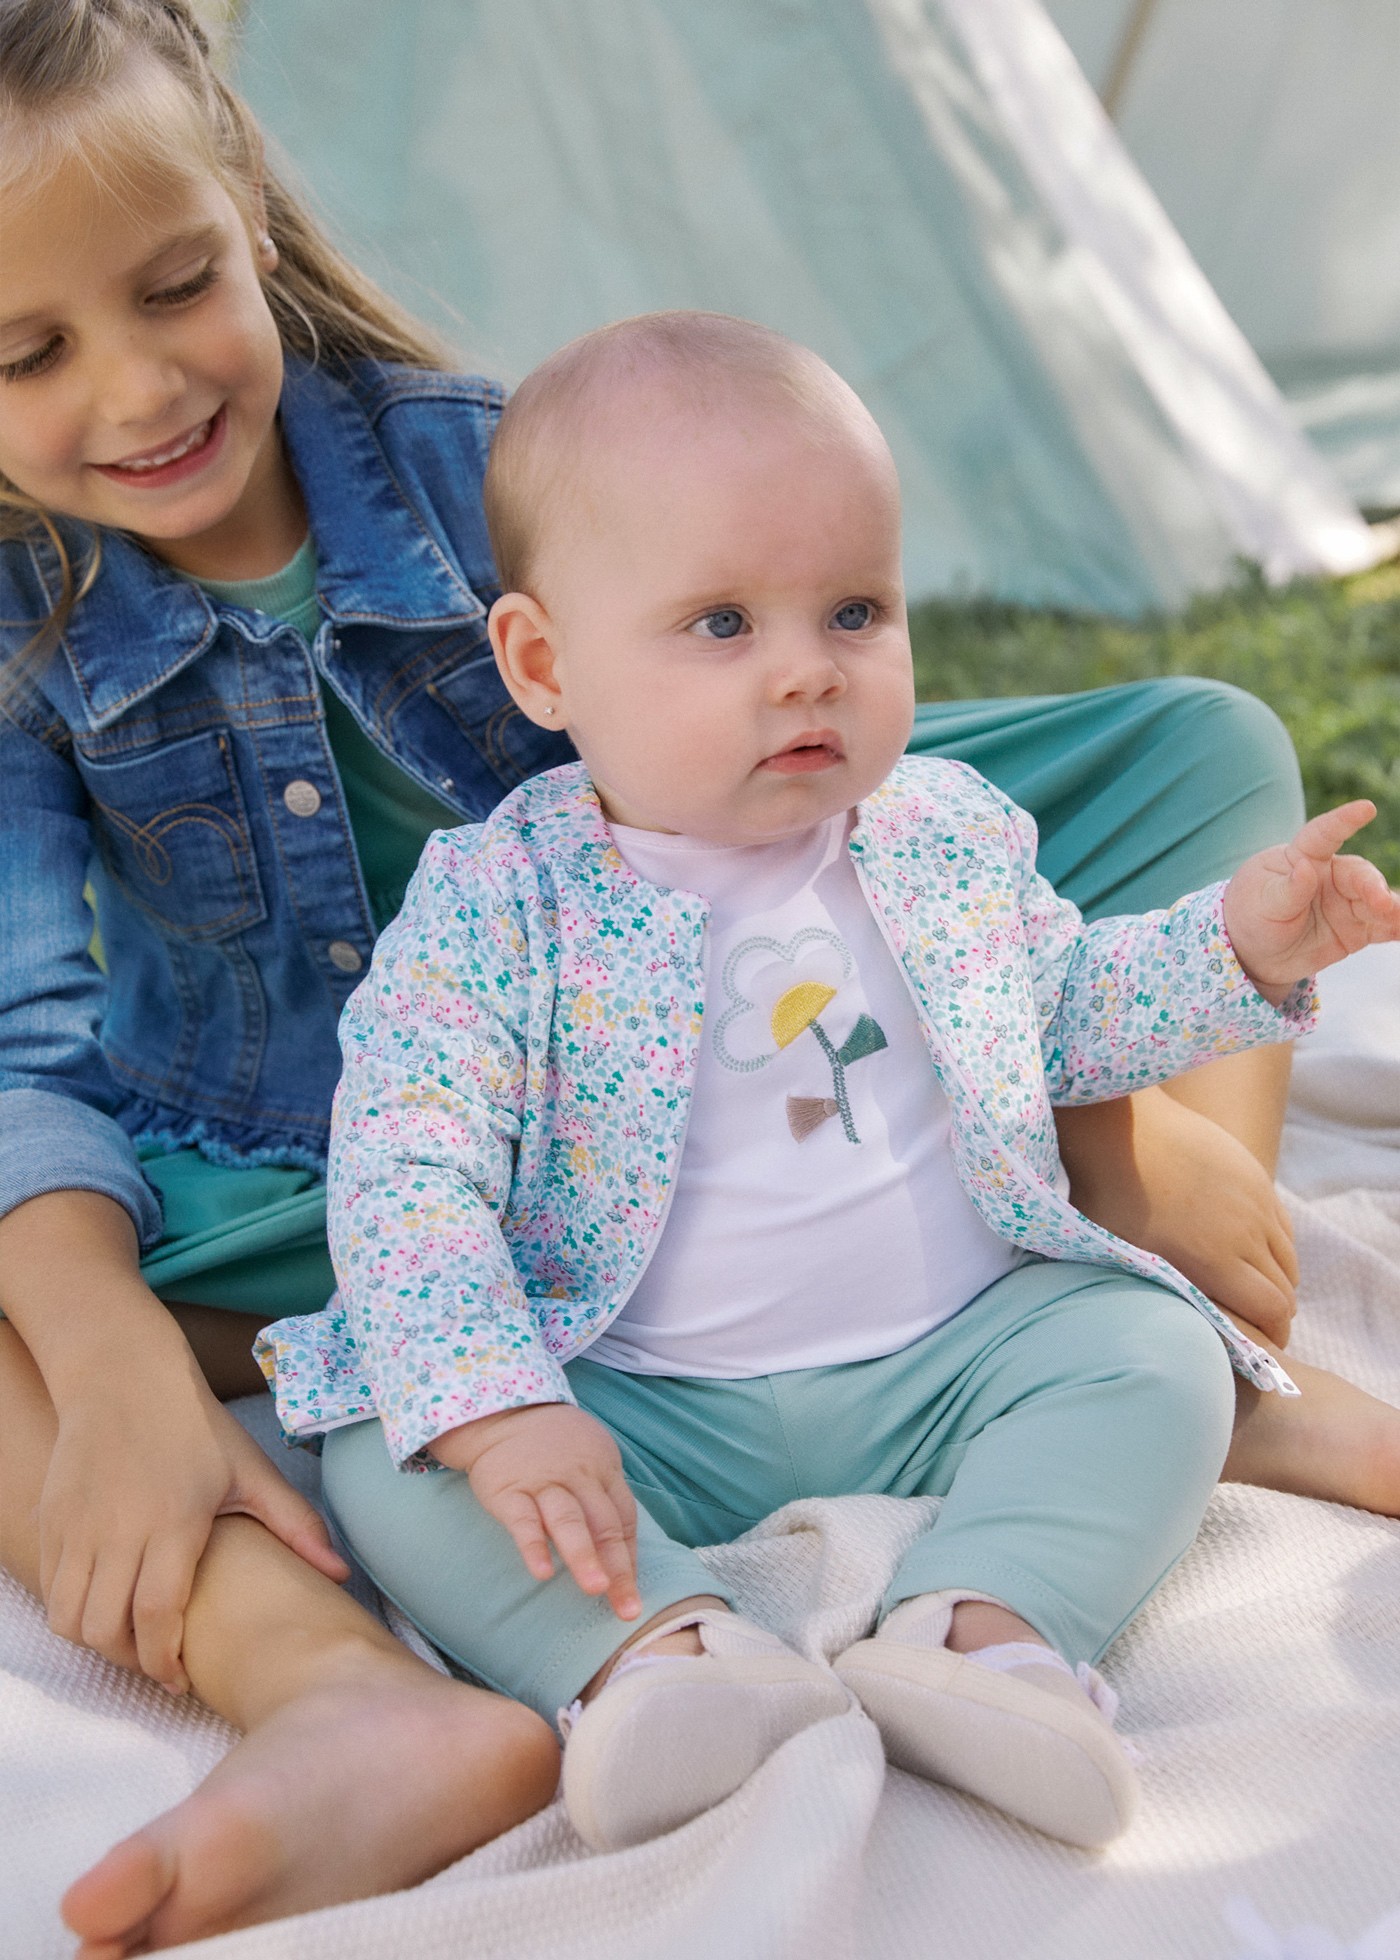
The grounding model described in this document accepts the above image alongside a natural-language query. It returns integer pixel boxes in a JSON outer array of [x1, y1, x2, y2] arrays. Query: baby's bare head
[[483, 311, 893, 600]]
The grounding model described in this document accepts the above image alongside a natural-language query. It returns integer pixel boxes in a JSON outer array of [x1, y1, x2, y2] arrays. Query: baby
[[259, 312, 1400, 1854]]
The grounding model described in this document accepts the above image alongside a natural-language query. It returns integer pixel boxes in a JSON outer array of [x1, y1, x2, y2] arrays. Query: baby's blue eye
[[833, 601, 874, 632], [695, 609, 746, 640]]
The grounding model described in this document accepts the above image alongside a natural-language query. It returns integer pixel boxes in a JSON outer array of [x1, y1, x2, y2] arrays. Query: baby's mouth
[[760, 732, 846, 775]]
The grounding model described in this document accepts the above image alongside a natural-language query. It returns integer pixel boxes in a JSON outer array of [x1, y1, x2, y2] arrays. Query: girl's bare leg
[[1162, 1048, 1400, 1512], [0, 1324, 560, 1956]]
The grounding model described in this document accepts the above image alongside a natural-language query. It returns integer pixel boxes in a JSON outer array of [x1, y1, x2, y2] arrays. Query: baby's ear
[[488, 592, 564, 728]]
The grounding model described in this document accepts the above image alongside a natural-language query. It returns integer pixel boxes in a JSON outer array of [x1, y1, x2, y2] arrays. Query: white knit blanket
[[5, 946, 1400, 1960]]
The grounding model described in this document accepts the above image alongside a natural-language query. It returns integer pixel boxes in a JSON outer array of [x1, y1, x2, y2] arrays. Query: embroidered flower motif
[[710, 926, 852, 1073], [710, 928, 887, 1142], [781, 1000, 888, 1143]]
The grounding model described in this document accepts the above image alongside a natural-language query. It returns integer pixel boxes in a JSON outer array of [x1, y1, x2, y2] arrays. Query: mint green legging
[[321, 1260, 1237, 1720]]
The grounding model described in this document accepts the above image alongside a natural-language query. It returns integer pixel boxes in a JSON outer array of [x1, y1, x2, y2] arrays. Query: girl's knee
[[1150, 675, 1304, 838]]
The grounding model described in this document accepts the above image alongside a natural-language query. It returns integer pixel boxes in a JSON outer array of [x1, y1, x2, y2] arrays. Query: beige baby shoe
[[560, 1607, 853, 1852], [835, 1591, 1139, 1849]]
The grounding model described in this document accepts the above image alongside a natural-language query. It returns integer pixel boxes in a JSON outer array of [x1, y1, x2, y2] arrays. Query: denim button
[[283, 779, 322, 818], [328, 940, 363, 973]]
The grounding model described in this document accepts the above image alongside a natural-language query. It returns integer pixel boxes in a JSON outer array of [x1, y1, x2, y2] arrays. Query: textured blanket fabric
[[4, 950, 1400, 1959]]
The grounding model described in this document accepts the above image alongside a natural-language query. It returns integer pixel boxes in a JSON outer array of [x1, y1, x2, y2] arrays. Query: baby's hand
[[430, 1404, 641, 1620], [1224, 800, 1400, 1000]]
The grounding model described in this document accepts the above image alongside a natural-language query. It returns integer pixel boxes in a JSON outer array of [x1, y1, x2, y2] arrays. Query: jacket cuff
[[0, 1088, 164, 1248], [383, 1360, 578, 1470], [1201, 885, 1320, 1040]]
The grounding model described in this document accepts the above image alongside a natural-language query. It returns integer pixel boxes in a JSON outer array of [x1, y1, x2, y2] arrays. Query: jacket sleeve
[[324, 826, 573, 1466], [0, 691, 163, 1245], [990, 779, 1317, 1104]]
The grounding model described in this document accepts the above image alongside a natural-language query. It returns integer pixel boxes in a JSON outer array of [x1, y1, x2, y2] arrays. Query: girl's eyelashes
[[0, 338, 62, 383], [0, 264, 218, 384], [150, 262, 219, 307], [689, 607, 748, 640]]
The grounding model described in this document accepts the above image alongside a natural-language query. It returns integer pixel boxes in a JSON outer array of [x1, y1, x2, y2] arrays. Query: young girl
[[258, 311, 1400, 1855], [0, 0, 1392, 1950]]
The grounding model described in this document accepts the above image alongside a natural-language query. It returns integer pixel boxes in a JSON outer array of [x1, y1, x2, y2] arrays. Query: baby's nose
[[769, 638, 846, 697]]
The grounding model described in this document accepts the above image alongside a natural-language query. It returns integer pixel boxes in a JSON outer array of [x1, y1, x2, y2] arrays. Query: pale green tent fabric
[[234, 0, 1377, 612], [1046, 0, 1400, 510]]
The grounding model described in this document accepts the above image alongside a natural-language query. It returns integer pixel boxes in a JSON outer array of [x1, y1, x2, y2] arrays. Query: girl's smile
[[93, 403, 226, 486], [0, 124, 303, 580]]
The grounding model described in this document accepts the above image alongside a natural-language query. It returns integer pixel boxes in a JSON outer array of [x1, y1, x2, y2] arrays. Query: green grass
[[909, 564, 1400, 886]]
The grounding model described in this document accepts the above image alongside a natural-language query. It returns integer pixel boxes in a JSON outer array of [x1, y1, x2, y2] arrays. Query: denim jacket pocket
[[426, 635, 572, 790], [80, 727, 268, 942]]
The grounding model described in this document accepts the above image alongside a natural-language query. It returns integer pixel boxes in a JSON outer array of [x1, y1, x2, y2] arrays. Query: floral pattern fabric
[[256, 758, 1315, 1466]]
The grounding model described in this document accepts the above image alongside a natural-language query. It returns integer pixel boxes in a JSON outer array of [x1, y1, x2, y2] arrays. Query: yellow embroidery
[[771, 981, 837, 1049]]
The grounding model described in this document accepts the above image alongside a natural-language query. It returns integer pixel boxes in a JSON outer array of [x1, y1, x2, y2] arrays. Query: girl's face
[[0, 139, 299, 579]]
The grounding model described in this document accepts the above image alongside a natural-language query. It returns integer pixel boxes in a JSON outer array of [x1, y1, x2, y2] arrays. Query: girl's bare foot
[[60, 1644, 559, 1956], [1224, 1342, 1400, 1517]]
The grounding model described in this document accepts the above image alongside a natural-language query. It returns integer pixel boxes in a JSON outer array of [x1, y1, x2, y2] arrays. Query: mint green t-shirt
[[136, 538, 462, 1319], [198, 537, 460, 932]]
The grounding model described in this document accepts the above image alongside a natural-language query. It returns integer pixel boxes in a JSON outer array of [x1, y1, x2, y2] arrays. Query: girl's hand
[[0, 1191, 349, 1692], [40, 1370, 348, 1694], [1058, 1088, 1297, 1346], [431, 1404, 641, 1621], [1223, 801, 1400, 1000]]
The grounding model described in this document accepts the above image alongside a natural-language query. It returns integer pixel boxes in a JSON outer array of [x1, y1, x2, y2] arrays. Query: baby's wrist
[[427, 1400, 564, 1471]]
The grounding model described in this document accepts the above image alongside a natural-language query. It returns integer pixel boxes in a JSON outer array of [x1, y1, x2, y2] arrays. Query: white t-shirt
[[588, 813, 1023, 1377]]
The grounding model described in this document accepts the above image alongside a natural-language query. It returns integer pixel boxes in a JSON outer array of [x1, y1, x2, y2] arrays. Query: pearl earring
[[543, 705, 556, 716]]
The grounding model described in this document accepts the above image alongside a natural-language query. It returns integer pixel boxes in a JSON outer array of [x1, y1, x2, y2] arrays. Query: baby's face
[[531, 393, 915, 844]]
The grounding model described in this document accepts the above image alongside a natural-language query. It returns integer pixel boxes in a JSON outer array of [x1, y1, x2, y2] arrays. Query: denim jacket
[[0, 357, 572, 1246], [258, 759, 1310, 1467]]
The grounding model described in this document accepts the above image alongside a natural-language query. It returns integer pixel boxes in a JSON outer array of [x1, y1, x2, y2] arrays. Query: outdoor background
[[211, 1, 1400, 878]]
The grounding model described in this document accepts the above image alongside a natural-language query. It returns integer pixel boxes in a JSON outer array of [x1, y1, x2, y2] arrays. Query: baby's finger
[[577, 1486, 641, 1620], [535, 1484, 611, 1598], [1289, 801, 1377, 865], [616, 1478, 639, 1563], [1331, 856, 1400, 928], [488, 1489, 558, 1584], [132, 1533, 201, 1692]]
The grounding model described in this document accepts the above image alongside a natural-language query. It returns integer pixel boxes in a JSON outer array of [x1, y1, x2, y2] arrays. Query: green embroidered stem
[[809, 1022, 859, 1143]]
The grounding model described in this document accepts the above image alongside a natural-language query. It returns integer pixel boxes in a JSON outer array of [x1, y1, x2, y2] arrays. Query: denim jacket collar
[[52, 357, 484, 731]]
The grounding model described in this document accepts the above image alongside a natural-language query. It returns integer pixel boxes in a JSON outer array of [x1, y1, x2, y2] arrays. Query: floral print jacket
[[256, 758, 1313, 1466]]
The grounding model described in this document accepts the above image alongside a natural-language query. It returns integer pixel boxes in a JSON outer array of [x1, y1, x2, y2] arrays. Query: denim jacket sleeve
[[0, 688, 163, 1245]]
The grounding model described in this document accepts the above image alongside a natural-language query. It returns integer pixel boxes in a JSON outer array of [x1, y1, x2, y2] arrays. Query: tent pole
[[1100, 0, 1161, 121]]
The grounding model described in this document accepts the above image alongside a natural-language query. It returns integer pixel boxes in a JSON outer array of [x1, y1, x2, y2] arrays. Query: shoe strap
[[966, 1640, 1121, 1724], [556, 1612, 713, 1740]]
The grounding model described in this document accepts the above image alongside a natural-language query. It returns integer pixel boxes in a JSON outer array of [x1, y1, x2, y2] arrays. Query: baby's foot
[[61, 1646, 559, 1955], [560, 1609, 851, 1852], [835, 1593, 1138, 1849]]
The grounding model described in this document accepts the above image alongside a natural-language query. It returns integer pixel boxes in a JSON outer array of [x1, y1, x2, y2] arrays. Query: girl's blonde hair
[[0, 0, 454, 677]]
